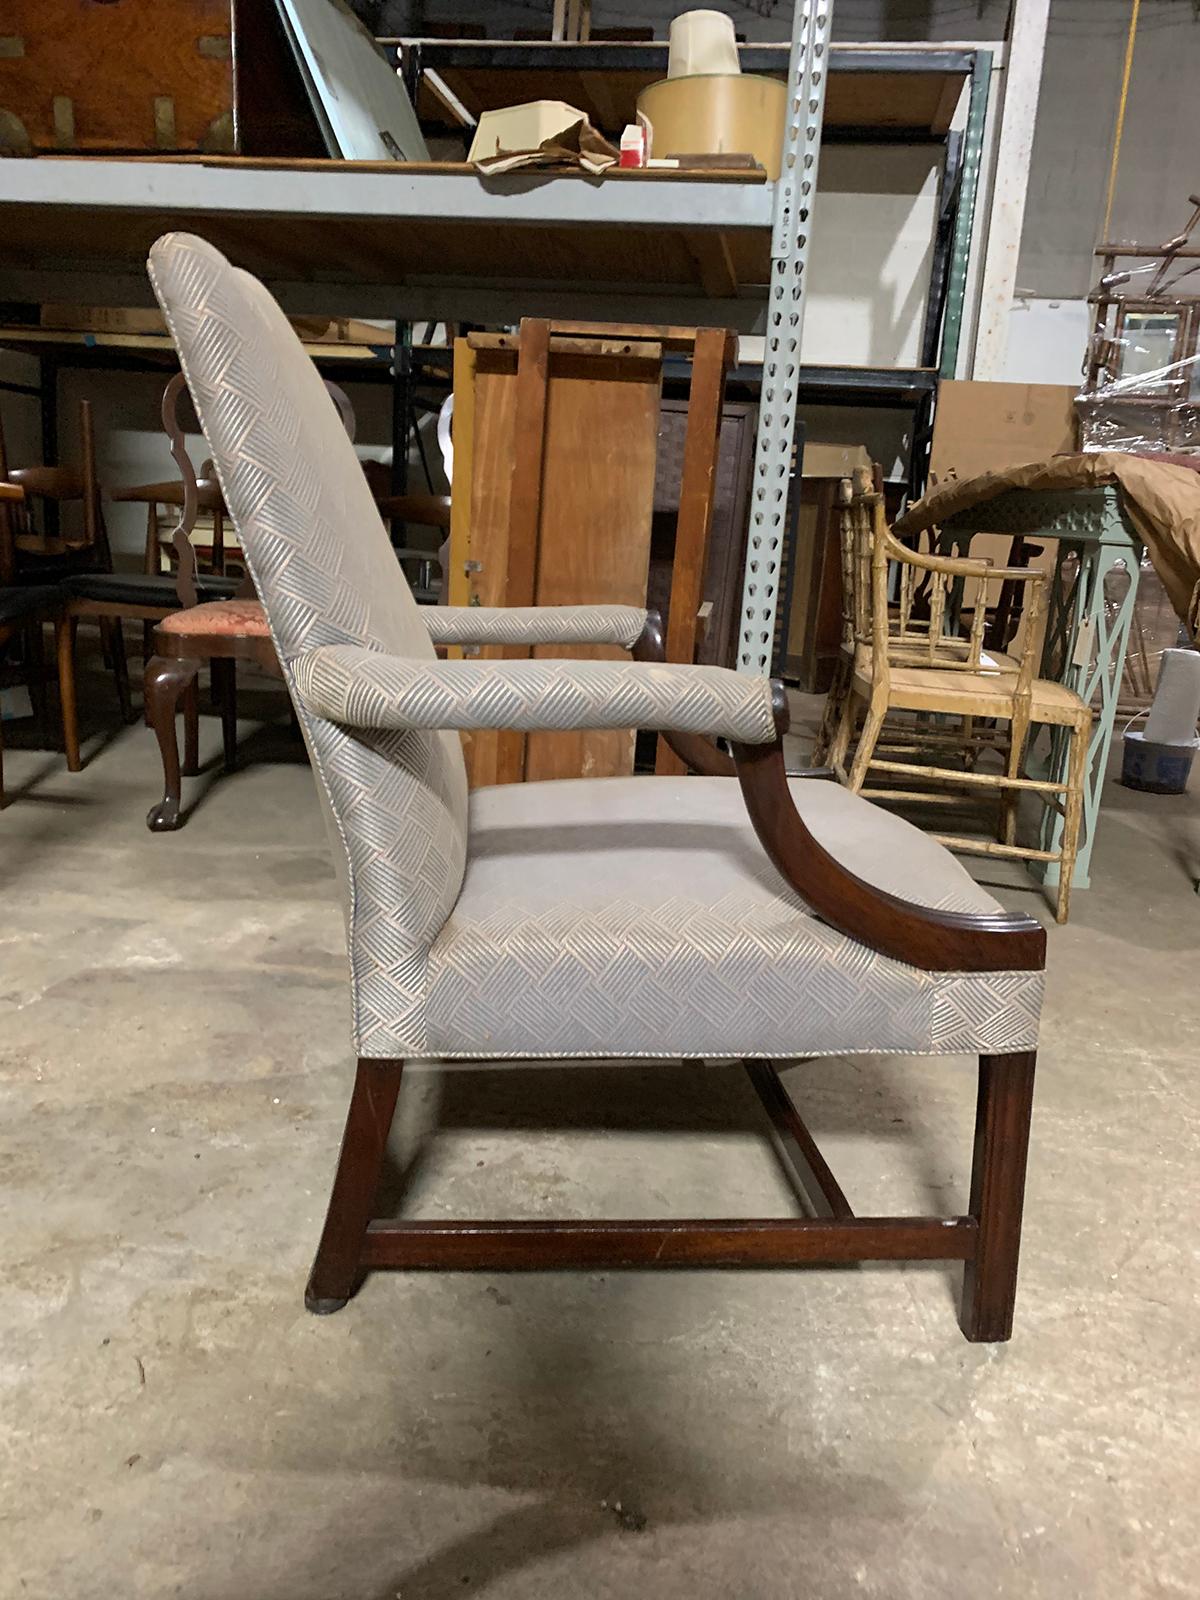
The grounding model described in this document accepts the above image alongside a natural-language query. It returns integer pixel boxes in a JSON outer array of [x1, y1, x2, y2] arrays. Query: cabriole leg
[[145, 654, 200, 832]]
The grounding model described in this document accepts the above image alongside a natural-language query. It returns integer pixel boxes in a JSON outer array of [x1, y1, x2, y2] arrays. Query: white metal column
[[972, 0, 1050, 378], [735, 0, 834, 676]]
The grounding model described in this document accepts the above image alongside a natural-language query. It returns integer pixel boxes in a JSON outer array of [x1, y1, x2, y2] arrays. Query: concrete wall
[[1002, 297, 1091, 386], [1021, 0, 1200, 298]]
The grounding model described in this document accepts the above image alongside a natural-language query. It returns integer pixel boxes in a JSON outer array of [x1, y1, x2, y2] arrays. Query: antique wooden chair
[[0, 400, 138, 757], [112, 460, 234, 581], [149, 233, 1050, 1343], [822, 474, 1091, 923], [0, 481, 75, 802], [141, 379, 453, 831]]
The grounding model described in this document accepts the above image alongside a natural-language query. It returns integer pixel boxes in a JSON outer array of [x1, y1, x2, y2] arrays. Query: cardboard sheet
[[897, 452, 1200, 642], [929, 381, 1078, 485]]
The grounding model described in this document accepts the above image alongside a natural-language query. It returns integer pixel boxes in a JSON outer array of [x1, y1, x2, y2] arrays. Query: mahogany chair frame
[[305, 612, 1045, 1344], [1, 401, 132, 766], [0, 481, 75, 800]]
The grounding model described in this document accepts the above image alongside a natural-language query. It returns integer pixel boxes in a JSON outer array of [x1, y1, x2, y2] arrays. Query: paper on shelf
[[469, 102, 619, 175]]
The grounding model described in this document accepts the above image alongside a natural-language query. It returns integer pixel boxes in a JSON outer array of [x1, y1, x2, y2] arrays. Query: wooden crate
[[0, 0, 321, 156]]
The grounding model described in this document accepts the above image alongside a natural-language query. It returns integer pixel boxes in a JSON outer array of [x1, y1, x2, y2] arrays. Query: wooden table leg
[[55, 616, 80, 772]]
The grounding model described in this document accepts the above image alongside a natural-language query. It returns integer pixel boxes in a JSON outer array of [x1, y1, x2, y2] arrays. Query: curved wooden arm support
[[632, 611, 789, 777], [731, 739, 1047, 974]]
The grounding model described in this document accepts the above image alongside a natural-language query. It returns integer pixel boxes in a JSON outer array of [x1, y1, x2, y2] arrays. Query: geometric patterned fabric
[[422, 604, 649, 648], [423, 776, 1043, 1060], [149, 233, 1042, 1062], [149, 232, 467, 1055], [293, 645, 780, 742]]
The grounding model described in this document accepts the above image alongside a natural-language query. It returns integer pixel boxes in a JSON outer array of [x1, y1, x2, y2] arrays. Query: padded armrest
[[420, 604, 649, 649], [293, 645, 780, 743]]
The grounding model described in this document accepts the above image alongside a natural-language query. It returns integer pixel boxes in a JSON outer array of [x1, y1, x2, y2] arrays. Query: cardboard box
[[929, 382, 1077, 661], [929, 381, 1078, 486], [468, 101, 587, 163]]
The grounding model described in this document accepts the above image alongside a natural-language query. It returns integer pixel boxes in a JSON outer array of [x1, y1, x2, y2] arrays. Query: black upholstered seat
[[62, 572, 239, 608], [0, 583, 60, 625]]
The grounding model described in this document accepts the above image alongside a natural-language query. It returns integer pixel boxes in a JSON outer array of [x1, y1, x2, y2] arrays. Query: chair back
[[148, 232, 468, 1057], [1, 399, 108, 564], [836, 470, 875, 657], [840, 470, 990, 681]]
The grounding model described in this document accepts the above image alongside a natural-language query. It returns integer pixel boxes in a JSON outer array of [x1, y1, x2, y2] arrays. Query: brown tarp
[[895, 452, 1200, 642]]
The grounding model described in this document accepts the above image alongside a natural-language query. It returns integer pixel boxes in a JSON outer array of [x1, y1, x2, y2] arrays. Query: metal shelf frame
[[735, 0, 834, 675], [0, 10, 1002, 678]]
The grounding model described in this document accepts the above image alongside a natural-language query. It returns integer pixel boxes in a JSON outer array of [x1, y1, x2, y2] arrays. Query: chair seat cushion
[[848, 646, 1088, 726], [422, 776, 1043, 1062], [0, 583, 60, 624], [63, 572, 239, 608], [157, 598, 268, 637]]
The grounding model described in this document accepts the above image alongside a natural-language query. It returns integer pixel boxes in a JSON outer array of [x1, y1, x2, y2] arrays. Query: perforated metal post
[[737, 1, 834, 676]]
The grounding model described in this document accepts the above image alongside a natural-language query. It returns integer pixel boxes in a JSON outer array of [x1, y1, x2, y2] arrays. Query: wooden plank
[[468, 331, 663, 361], [93, 153, 767, 181], [656, 325, 729, 774], [526, 345, 660, 782], [360, 1215, 977, 1269], [461, 344, 520, 788], [931, 71, 965, 136], [495, 317, 552, 786], [445, 337, 475, 626], [549, 318, 701, 350], [421, 59, 966, 139], [456, 331, 661, 787]]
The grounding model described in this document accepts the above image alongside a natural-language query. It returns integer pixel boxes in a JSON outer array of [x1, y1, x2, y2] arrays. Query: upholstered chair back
[[148, 233, 468, 1056]]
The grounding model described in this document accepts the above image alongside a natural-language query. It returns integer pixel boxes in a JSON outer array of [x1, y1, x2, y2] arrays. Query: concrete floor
[[1, 663, 1197, 1599]]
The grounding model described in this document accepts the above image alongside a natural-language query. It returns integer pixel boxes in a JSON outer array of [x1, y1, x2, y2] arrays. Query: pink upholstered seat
[[157, 598, 268, 636]]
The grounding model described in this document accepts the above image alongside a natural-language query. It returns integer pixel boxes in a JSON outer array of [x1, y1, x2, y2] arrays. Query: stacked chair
[[814, 469, 1091, 922]]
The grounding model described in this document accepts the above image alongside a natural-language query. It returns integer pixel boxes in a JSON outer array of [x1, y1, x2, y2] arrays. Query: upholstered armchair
[[148, 234, 1047, 1344]]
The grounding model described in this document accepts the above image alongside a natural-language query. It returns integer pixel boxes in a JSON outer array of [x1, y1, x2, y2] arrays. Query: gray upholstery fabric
[[422, 604, 648, 648], [294, 646, 779, 742], [148, 233, 468, 1057], [148, 233, 1042, 1066], [423, 776, 1043, 1061]]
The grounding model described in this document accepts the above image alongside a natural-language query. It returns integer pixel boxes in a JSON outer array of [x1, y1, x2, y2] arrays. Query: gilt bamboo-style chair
[[819, 473, 1091, 923], [148, 233, 1049, 1344]]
